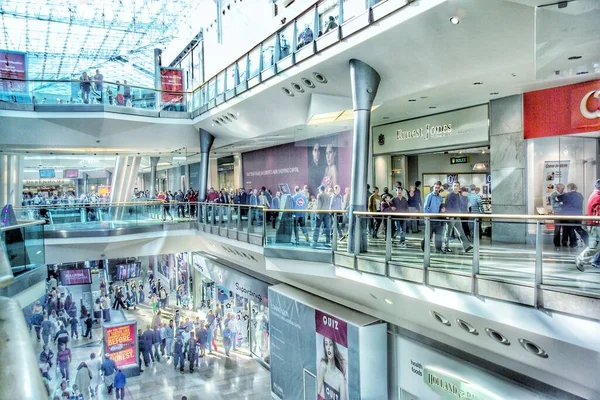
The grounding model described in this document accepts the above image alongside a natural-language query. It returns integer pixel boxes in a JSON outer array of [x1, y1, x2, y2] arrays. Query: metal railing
[[0, 0, 406, 118], [1, 220, 46, 283]]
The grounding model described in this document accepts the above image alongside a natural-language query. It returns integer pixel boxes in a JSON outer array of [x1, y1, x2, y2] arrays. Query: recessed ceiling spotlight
[[384, 298, 393, 305], [430, 311, 451, 326], [408, 99, 417, 102], [291, 82, 305, 93], [568, 55, 582, 60], [236, 112, 240, 116], [429, 106, 437, 109], [490, 92, 499, 95], [313, 72, 327, 84], [473, 82, 483, 85], [369, 293, 378, 300], [382, 117, 390, 120], [301, 77, 315, 88], [518, 339, 548, 358], [281, 87, 295, 97], [576, 71, 588, 75], [420, 96, 428, 99], [449, 16, 460, 25]]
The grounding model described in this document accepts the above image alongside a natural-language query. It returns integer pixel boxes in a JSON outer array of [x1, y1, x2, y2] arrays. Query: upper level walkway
[[8, 201, 600, 322]]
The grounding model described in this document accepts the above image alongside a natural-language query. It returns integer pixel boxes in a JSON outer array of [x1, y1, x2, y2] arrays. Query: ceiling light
[[382, 117, 390, 120], [489, 92, 499, 95], [429, 106, 437, 109], [449, 16, 460, 25], [384, 298, 393, 305], [568, 55, 582, 60], [420, 96, 428, 99], [473, 162, 488, 171], [576, 71, 588, 75], [408, 99, 417, 102], [473, 82, 483, 85]]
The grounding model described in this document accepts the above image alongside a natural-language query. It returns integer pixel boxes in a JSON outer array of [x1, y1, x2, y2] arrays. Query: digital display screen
[[114, 262, 141, 281], [39, 169, 55, 178], [59, 269, 92, 285], [63, 169, 79, 178]]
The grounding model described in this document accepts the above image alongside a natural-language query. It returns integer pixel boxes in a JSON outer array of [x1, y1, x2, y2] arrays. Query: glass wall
[[248, 46, 261, 78], [296, 9, 316, 51], [262, 35, 277, 70], [527, 136, 598, 217], [318, 0, 340, 36], [279, 25, 293, 59]]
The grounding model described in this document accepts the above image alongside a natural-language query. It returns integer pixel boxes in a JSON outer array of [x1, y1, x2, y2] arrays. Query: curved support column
[[0, 155, 22, 207], [110, 156, 142, 219], [347, 59, 381, 254], [198, 129, 215, 202]]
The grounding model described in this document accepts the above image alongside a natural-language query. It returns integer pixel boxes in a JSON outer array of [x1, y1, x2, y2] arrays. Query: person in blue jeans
[[223, 326, 232, 357], [173, 335, 185, 373]]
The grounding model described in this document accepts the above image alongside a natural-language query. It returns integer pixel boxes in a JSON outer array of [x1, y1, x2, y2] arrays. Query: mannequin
[[254, 304, 269, 357]]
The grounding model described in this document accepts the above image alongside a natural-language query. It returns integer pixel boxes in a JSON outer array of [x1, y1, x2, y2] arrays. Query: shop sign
[[104, 321, 137, 367], [524, 79, 600, 139], [424, 367, 494, 400], [24, 179, 73, 185], [372, 105, 489, 155], [198, 257, 269, 303], [450, 156, 468, 165]]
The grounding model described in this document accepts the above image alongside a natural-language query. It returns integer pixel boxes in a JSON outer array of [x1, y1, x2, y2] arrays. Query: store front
[[524, 79, 600, 221], [192, 253, 271, 366], [372, 104, 491, 210]]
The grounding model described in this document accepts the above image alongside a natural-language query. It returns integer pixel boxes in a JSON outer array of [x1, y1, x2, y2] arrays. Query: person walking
[[576, 179, 600, 271], [41, 314, 53, 345], [57, 343, 72, 381], [552, 183, 566, 248], [223, 325, 232, 357], [368, 187, 382, 238], [197, 324, 208, 358], [152, 325, 161, 362], [442, 182, 473, 253], [423, 181, 444, 253], [165, 320, 175, 359], [87, 353, 102, 398], [100, 353, 117, 394], [187, 331, 198, 373], [561, 183, 589, 248], [292, 185, 310, 245], [312, 185, 331, 248], [83, 313, 93, 339], [114, 369, 127, 400], [173, 334, 185, 374], [74, 362, 92, 400]]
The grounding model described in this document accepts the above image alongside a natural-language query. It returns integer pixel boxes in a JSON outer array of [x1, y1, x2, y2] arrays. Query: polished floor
[[30, 293, 271, 400]]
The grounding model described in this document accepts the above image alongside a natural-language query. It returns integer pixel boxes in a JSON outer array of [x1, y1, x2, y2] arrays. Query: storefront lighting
[[472, 162, 488, 171], [449, 16, 460, 25], [384, 298, 393, 305]]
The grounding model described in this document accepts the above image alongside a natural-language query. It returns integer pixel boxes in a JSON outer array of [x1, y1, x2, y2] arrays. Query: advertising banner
[[396, 336, 543, 399], [59, 269, 92, 286], [524, 79, 600, 139], [269, 285, 386, 400], [316, 310, 348, 400], [160, 67, 184, 104], [372, 105, 489, 155], [542, 160, 570, 213], [242, 131, 353, 196], [0, 50, 27, 93], [104, 322, 137, 368]]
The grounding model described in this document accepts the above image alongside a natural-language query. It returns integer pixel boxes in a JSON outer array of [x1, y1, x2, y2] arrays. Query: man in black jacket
[[442, 182, 472, 253]]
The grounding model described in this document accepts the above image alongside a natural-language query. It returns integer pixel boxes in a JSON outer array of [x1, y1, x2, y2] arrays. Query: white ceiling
[[0, 0, 598, 162]]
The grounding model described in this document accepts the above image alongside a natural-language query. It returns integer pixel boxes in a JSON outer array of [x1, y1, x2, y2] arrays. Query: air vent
[[218, 117, 226, 124], [212, 119, 221, 126], [301, 77, 315, 88], [456, 319, 479, 335], [430, 311, 451, 327], [519, 339, 548, 358], [291, 82, 305, 93], [228, 112, 238, 120], [485, 328, 510, 345], [313, 72, 327, 84]]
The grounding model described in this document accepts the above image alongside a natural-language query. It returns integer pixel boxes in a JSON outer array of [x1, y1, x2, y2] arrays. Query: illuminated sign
[[450, 156, 468, 165], [104, 322, 137, 367], [424, 367, 498, 400]]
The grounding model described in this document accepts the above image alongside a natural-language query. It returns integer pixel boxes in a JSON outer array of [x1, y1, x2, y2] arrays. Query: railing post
[[236, 206, 241, 241], [353, 216, 361, 259], [339, 0, 345, 25], [262, 207, 266, 245], [534, 220, 543, 308], [332, 212, 338, 251], [472, 218, 480, 294], [424, 217, 431, 285], [385, 216, 392, 263]]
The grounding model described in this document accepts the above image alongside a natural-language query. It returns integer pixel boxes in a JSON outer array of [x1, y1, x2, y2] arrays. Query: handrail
[[15, 201, 162, 209], [264, 209, 347, 213], [0, 220, 46, 232], [352, 211, 600, 222]]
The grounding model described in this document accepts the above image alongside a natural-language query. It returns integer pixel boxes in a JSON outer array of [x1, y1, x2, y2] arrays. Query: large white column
[[0, 155, 23, 207], [110, 156, 142, 219]]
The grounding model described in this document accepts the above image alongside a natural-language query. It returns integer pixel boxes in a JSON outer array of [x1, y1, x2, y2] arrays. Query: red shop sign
[[524, 79, 600, 139]]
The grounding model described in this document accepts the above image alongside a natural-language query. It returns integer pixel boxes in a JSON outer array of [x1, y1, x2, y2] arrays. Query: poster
[[59, 269, 92, 286], [160, 67, 184, 104], [0, 51, 27, 93], [242, 131, 353, 196], [104, 322, 137, 367], [316, 310, 348, 400], [542, 160, 570, 213]]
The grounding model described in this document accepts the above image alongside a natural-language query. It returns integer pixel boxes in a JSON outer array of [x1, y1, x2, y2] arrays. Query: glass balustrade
[[1, 221, 45, 277]]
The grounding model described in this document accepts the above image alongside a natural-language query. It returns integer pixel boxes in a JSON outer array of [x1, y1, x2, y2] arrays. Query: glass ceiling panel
[[0, 0, 211, 88]]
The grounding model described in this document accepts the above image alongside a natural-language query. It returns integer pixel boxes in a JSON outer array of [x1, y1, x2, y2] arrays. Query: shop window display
[[250, 302, 270, 364]]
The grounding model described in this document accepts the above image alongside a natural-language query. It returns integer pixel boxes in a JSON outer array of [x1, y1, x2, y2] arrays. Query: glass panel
[[226, 65, 237, 90], [262, 35, 276, 70], [342, 0, 367, 23], [192, 43, 204, 87], [248, 47, 261, 78], [250, 299, 270, 364], [237, 56, 248, 83], [318, 0, 340, 37], [216, 71, 226, 95], [296, 9, 316, 51], [207, 79, 216, 101], [278, 25, 293, 60]]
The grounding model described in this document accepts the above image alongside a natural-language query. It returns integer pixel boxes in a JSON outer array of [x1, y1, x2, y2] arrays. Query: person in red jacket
[[576, 179, 600, 271]]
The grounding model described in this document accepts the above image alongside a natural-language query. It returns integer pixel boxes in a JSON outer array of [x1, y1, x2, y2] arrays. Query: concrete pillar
[[82, 173, 89, 195], [0, 155, 23, 206], [198, 129, 215, 202], [110, 156, 142, 219], [184, 164, 190, 190], [233, 153, 243, 189], [149, 157, 160, 199], [489, 94, 527, 244], [154, 48, 162, 110], [347, 59, 380, 253], [105, 170, 112, 187]]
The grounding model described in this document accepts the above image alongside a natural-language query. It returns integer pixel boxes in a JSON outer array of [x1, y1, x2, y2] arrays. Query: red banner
[[0, 51, 27, 93], [59, 269, 92, 286], [160, 68, 184, 104], [105, 323, 137, 367], [524, 79, 600, 139]]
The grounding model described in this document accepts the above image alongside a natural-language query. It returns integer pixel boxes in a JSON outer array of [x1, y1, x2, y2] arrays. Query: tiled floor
[[30, 300, 271, 400]]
